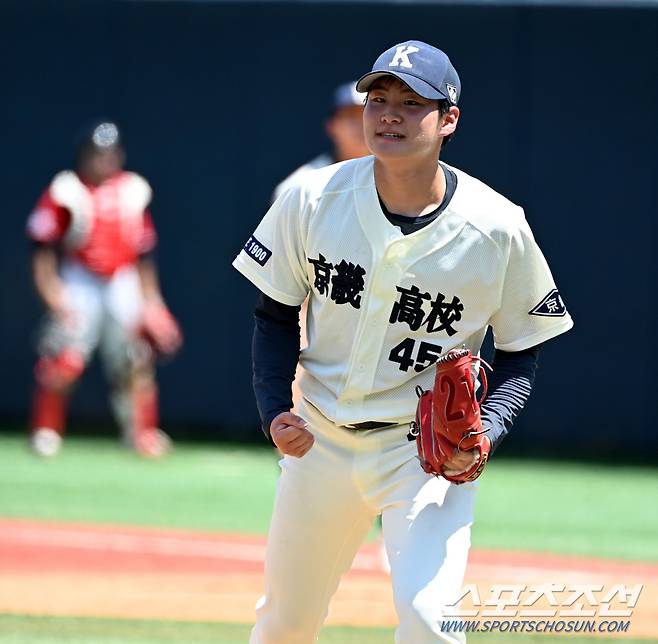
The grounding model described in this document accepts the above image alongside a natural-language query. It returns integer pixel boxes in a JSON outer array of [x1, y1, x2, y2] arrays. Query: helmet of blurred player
[[76, 120, 122, 155], [75, 120, 125, 183]]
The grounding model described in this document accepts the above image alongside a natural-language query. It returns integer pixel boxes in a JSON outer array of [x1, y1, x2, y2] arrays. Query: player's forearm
[[480, 345, 541, 453], [252, 294, 301, 441], [32, 246, 64, 311], [137, 256, 164, 303]]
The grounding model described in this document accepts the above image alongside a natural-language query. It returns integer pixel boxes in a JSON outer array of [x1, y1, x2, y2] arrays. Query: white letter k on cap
[[388, 45, 420, 69]]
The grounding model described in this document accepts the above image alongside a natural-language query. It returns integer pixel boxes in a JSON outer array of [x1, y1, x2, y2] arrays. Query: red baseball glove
[[409, 349, 491, 484], [140, 302, 183, 357]]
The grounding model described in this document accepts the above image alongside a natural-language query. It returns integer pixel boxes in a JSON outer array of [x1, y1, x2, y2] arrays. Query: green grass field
[[1, 434, 657, 643], [0, 436, 278, 534], [0, 616, 652, 644], [1, 435, 656, 561], [0, 615, 392, 643]]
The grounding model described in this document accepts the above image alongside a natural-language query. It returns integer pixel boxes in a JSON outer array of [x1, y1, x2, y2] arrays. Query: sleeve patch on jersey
[[243, 235, 272, 267], [529, 289, 567, 317]]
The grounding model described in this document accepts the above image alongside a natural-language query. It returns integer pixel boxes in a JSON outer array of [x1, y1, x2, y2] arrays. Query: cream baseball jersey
[[233, 156, 573, 425]]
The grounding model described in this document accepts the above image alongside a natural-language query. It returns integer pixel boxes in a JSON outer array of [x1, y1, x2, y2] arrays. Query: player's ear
[[439, 105, 459, 138]]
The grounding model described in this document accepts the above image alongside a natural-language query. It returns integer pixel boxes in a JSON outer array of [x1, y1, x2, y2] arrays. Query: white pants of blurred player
[[250, 398, 474, 644], [30, 260, 166, 457], [41, 261, 144, 374]]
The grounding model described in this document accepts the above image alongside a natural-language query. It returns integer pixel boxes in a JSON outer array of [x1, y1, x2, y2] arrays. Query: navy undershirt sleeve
[[252, 293, 301, 441], [481, 345, 541, 453]]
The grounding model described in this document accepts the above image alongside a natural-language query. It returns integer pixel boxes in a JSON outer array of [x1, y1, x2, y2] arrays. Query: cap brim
[[356, 71, 447, 101]]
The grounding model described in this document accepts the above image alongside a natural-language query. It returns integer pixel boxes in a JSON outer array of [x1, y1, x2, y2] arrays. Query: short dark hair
[[438, 99, 455, 146]]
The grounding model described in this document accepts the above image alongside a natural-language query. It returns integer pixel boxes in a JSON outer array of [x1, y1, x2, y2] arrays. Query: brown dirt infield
[[0, 519, 656, 638]]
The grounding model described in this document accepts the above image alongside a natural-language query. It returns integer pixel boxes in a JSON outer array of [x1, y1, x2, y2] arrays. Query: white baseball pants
[[249, 398, 476, 643], [39, 260, 144, 378]]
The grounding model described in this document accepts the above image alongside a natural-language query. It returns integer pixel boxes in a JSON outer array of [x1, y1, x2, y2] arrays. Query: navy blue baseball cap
[[356, 40, 461, 105]]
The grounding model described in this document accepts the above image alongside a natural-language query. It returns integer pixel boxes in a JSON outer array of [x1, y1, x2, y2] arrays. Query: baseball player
[[234, 40, 573, 643], [272, 80, 369, 202], [26, 121, 182, 458]]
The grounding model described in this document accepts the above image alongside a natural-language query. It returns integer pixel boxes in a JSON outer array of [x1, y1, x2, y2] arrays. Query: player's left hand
[[442, 448, 480, 477]]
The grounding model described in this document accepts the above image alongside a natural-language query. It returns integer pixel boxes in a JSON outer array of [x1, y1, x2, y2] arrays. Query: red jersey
[[26, 171, 157, 277]]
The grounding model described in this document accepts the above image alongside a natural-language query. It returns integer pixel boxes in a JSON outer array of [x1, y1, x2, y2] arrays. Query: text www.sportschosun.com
[[441, 619, 631, 634]]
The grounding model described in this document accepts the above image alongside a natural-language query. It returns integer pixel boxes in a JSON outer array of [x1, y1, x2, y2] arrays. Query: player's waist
[[299, 373, 420, 427], [298, 398, 414, 453], [60, 258, 139, 285], [63, 254, 137, 280], [303, 398, 404, 432]]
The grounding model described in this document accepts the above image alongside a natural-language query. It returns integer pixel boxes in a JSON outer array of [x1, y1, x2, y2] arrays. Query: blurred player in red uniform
[[26, 121, 182, 457]]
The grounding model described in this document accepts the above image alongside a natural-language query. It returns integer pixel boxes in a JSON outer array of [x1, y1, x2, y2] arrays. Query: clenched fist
[[270, 412, 314, 458]]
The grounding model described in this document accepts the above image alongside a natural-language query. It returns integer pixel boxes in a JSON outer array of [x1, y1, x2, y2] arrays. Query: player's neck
[[374, 156, 445, 217]]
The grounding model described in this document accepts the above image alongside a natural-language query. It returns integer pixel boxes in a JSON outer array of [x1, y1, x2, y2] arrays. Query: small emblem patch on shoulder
[[529, 289, 567, 317], [243, 235, 272, 267]]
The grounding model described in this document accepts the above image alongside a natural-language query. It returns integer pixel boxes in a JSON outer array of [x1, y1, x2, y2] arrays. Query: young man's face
[[363, 76, 456, 161], [79, 147, 124, 184]]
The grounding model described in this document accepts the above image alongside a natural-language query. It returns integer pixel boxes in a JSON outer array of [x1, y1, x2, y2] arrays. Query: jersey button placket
[[342, 243, 402, 412], [359, 247, 404, 394]]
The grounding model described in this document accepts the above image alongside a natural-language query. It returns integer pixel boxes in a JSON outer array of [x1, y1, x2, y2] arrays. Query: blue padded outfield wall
[[1, 1, 656, 455]]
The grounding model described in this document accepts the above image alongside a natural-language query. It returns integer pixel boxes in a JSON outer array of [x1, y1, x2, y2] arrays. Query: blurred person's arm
[[32, 245, 67, 317], [26, 190, 70, 317], [135, 208, 183, 354], [136, 254, 183, 355], [136, 209, 163, 303], [136, 255, 165, 304]]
